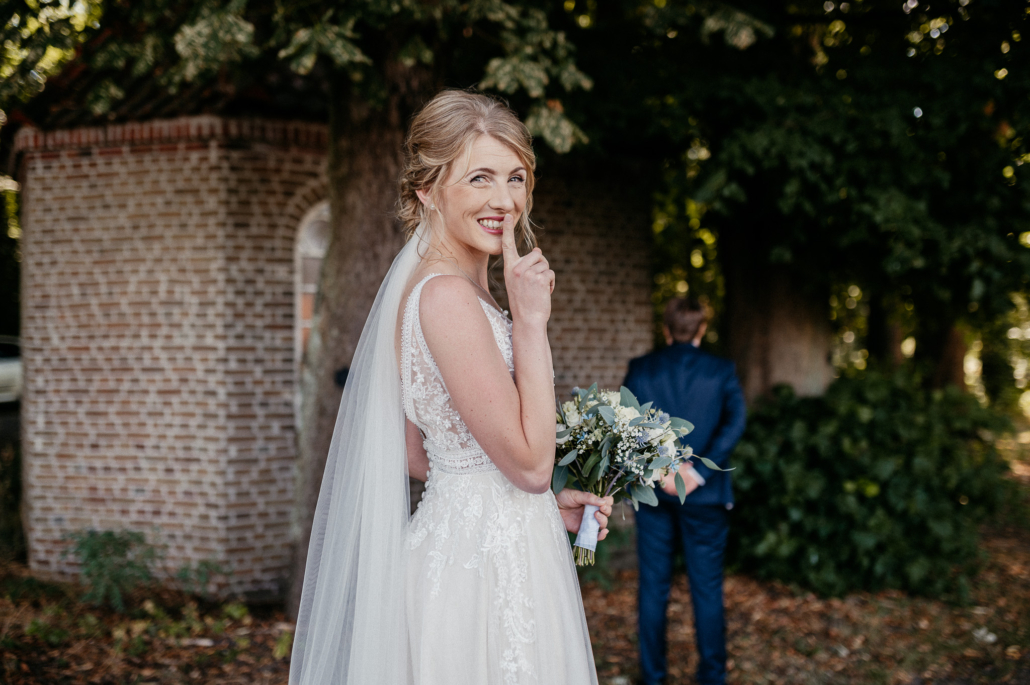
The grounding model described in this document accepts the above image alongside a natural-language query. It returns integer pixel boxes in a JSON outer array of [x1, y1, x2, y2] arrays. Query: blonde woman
[[290, 90, 612, 684]]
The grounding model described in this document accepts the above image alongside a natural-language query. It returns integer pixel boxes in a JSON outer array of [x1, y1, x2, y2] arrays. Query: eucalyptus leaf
[[640, 401, 653, 415], [551, 464, 569, 494], [597, 405, 616, 426], [670, 417, 695, 434], [675, 472, 687, 504], [558, 449, 579, 466], [620, 386, 640, 410], [651, 456, 673, 470], [628, 416, 646, 427], [629, 482, 659, 507], [698, 456, 733, 472], [556, 427, 573, 440], [582, 451, 602, 476]]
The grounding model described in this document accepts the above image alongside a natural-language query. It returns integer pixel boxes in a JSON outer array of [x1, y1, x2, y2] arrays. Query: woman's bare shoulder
[[418, 274, 484, 327]]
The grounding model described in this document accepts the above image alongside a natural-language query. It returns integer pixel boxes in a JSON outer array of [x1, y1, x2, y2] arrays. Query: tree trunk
[[288, 64, 434, 618], [930, 324, 967, 390], [722, 228, 834, 405]]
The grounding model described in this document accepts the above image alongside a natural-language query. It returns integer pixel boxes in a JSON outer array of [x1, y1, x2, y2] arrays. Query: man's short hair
[[663, 297, 707, 343]]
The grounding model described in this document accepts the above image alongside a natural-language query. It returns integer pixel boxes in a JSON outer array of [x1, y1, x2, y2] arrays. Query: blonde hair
[[399, 90, 537, 252]]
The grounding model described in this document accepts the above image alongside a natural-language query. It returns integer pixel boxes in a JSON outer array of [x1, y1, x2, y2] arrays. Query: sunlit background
[[1, 1, 1029, 683]]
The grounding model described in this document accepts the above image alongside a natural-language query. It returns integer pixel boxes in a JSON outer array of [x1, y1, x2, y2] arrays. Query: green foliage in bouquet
[[729, 371, 1011, 600], [553, 384, 698, 510]]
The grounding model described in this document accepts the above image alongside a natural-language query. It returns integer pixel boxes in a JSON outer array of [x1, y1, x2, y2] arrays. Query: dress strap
[[400, 273, 445, 424]]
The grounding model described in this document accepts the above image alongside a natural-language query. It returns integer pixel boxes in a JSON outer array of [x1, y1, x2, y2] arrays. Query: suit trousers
[[635, 497, 728, 685]]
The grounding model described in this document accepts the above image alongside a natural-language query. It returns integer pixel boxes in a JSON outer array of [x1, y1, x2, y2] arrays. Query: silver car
[[0, 336, 21, 404]]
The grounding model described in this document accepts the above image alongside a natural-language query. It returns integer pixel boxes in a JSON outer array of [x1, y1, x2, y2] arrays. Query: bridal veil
[[289, 227, 424, 684]]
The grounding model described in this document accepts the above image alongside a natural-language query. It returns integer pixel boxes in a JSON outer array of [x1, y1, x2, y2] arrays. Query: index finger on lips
[[501, 214, 519, 267]]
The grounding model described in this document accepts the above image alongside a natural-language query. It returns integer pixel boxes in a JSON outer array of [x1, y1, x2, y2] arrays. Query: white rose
[[643, 469, 662, 486], [566, 409, 582, 426], [615, 405, 641, 423], [604, 391, 621, 406], [556, 424, 571, 445]]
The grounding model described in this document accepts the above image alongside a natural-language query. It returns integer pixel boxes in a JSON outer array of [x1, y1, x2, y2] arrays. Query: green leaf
[[556, 427, 573, 440], [651, 456, 673, 470], [628, 416, 646, 427], [675, 472, 687, 504], [670, 417, 695, 434], [558, 449, 579, 466], [698, 456, 733, 472], [582, 452, 602, 477], [551, 464, 569, 494], [597, 405, 616, 426], [620, 386, 640, 410], [629, 483, 659, 507]]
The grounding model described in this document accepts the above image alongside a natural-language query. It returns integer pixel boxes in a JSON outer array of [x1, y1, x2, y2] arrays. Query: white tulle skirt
[[406, 467, 599, 685]]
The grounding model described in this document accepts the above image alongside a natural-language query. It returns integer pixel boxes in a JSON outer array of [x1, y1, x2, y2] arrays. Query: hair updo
[[399, 90, 537, 252]]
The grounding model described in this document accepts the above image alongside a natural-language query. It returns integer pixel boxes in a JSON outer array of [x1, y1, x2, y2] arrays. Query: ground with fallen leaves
[[2, 436, 1028, 685]]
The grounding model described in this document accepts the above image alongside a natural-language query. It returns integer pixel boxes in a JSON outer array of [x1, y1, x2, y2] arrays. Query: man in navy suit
[[623, 298, 746, 685]]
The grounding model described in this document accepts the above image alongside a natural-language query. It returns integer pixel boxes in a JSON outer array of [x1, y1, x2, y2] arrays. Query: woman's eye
[[470, 175, 488, 184], [509, 176, 525, 184]]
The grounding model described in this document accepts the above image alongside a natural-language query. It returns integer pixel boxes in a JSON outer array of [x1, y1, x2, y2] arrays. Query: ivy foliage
[[2, 0, 594, 153], [0, 1, 102, 107], [562, 0, 1030, 376], [729, 370, 1011, 599], [61, 530, 158, 613]]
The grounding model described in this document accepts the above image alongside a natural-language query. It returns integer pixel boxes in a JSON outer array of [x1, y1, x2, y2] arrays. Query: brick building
[[13, 115, 654, 596]]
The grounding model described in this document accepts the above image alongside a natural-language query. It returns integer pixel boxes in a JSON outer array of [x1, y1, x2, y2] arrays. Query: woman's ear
[[415, 188, 432, 208]]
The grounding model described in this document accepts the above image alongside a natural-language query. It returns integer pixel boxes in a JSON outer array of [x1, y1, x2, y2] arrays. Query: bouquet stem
[[574, 546, 595, 566]]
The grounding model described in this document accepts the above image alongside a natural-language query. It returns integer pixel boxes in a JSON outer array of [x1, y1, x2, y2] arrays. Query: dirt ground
[[1, 434, 1028, 685]]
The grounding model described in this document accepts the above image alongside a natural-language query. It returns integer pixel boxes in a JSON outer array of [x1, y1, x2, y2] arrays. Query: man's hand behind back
[[660, 463, 700, 498]]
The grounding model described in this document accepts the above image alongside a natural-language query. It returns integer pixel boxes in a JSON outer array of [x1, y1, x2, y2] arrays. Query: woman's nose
[[490, 184, 516, 211]]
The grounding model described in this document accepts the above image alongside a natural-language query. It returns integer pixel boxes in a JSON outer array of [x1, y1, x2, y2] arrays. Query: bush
[[729, 370, 1011, 599], [62, 530, 159, 612], [175, 559, 229, 599]]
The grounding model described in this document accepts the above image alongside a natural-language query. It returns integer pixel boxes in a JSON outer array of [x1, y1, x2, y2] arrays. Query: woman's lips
[[478, 218, 504, 235]]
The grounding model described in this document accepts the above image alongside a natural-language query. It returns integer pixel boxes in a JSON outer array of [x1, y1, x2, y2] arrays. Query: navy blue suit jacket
[[623, 343, 746, 506]]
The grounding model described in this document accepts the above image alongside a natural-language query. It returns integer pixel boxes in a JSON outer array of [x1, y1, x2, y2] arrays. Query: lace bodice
[[401, 273, 514, 475]]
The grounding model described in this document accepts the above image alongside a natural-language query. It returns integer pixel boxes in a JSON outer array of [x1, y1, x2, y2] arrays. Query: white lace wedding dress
[[400, 273, 599, 685]]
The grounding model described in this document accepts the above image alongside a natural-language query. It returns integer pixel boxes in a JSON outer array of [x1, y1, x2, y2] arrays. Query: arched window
[[295, 201, 330, 370]]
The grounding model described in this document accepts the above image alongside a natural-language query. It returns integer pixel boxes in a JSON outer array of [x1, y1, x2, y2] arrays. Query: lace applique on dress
[[400, 273, 513, 475]]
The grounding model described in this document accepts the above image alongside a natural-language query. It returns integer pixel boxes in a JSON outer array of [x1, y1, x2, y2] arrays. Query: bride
[[289, 90, 614, 684]]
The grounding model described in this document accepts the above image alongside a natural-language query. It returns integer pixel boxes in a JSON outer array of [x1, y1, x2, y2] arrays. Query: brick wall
[[531, 177, 654, 400], [16, 116, 653, 596], [17, 117, 328, 595]]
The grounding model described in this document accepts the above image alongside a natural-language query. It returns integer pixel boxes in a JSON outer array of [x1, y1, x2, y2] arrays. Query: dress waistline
[[426, 446, 499, 475]]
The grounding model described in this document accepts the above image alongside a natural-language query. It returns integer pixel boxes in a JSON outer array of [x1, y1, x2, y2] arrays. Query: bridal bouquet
[[553, 384, 725, 565]]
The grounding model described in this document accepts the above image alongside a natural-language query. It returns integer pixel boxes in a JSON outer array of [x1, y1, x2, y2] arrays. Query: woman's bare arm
[[419, 276, 553, 492], [419, 214, 557, 494]]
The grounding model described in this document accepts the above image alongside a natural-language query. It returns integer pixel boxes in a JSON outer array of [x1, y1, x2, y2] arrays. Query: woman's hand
[[501, 214, 554, 325], [555, 490, 614, 541]]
